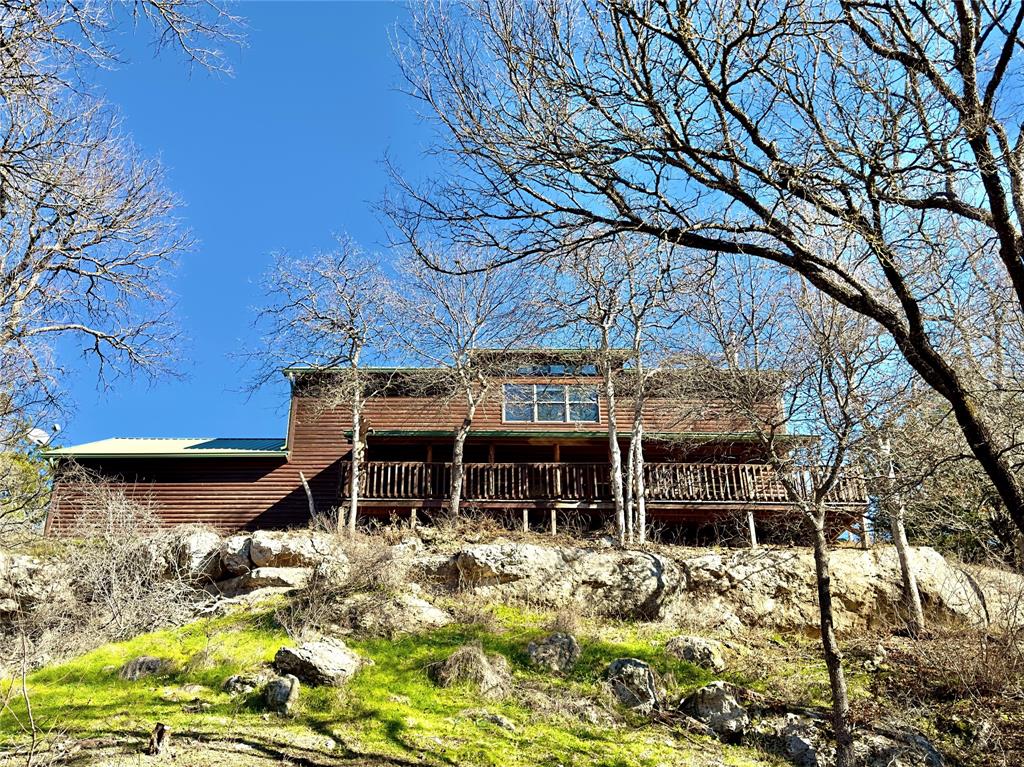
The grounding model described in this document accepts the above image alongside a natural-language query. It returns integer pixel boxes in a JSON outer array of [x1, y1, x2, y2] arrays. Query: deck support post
[[860, 514, 871, 549], [522, 508, 529, 533], [550, 509, 557, 536], [747, 511, 758, 549], [410, 508, 418, 529]]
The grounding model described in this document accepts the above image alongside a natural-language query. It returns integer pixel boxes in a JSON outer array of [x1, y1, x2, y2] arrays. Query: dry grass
[[430, 643, 513, 700]]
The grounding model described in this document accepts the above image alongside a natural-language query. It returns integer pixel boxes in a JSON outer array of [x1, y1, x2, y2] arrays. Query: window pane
[[568, 385, 599, 403], [536, 384, 565, 402], [537, 402, 567, 421], [504, 384, 533, 403], [505, 403, 534, 422], [569, 403, 599, 422]]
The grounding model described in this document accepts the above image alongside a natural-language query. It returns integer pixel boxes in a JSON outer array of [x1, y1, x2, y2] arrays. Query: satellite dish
[[26, 428, 52, 446]]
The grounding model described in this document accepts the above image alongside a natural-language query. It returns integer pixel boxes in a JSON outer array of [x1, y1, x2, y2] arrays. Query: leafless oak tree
[[393, 0, 1024, 537], [388, 249, 542, 519], [255, 238, 393, 536]]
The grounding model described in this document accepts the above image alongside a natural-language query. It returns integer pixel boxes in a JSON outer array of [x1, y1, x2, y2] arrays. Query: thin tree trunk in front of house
[[890, 499, 924, 636], [299, 471, 316, 520], [601, 344, 626, 545], [346, 372, 363, 538], [811, 517, 855, 767], [633, 421, 647, 545], [624, 436, 636, 544], [450, 396, 478, 518]]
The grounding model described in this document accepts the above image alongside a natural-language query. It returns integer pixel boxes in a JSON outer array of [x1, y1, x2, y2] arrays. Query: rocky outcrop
[[527, 632, 581, 674], [441, 543, 676, 619], [334, 592, 452, 637], [423, 541, 1024, 635], [664, 635, 726, 672], [216, 566, 311, 597], [273, 638, 364, 687], [605, 658, 659, 715]]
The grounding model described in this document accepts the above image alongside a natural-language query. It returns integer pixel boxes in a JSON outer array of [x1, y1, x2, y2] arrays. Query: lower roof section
[[45, 437, 288, 459]]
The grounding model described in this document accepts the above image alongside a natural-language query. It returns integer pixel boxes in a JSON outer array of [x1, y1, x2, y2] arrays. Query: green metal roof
[[45, 437, 288, 459]]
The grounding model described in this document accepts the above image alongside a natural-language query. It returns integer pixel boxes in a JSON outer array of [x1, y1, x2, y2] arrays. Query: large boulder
[[335, 592, 452, 637], [681, 681, 749, 738], [249, 531, 341, 569], [664, 635, 726, 672], [264, 674, 300, 714], [273, 638, 364, 687], [526, 632, 581, 674], [443, 543, 677, 619], [431, 645, 512, 700], [664, 545, 1024, 635], [605, 658, 659, 715], [171, 528, 223, 581], [220, 535, 253, 575]]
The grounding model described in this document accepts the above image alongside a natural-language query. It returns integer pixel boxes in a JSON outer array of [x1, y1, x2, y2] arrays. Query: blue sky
[[60, 1, 430, 445]]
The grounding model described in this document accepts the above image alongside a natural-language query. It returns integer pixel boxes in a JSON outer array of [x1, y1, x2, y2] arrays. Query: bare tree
[[687, 262, 914, 766], [255, 237, 392, 536], [388, 250, 541, 519], [393, 0, 1024, 538]]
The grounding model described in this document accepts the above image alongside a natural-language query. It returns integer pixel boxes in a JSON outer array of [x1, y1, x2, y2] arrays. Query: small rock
[[462, 708, 516, 731], [664, 635, 726, 672], [681, 681, 750, 739], [222, 673, 266, 696], [273, 638, 364, 687], [118, 656, 172, 681], [605, 658, 659, 715], [264, 674, 300, 714], [526, 632, 581, 673]]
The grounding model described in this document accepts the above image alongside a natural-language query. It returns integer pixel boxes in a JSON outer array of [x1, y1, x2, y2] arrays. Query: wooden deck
[[346, 461, 866, 511]]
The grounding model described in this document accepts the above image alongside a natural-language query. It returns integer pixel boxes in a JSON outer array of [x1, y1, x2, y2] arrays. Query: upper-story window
[[503, 384, 600, 423], [514, 363, 599, 376]]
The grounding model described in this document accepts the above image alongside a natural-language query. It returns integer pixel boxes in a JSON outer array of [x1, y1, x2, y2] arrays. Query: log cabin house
[[45, 349, 867, 538]]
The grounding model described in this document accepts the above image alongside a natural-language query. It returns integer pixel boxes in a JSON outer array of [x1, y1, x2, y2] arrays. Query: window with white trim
[[503, 384, 599, 423]]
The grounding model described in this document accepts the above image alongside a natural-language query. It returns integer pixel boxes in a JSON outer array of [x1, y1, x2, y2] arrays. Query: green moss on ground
[[1, 605, 788, 767]]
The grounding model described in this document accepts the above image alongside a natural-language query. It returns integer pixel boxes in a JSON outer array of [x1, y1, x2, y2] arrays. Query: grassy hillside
[[0, 600, 809, 767]]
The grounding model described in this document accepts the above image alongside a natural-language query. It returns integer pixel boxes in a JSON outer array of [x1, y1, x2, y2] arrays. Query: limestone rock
[[336, 593, 452, 637], [605, 658, 659, 715], [682, 681, 749, 738], [118, 656, 172, 681], [526, 632, 581, 673], [432, 645, 512, 700], [217, 566, 310, 597], [250, 531, 339, 568], [172, 528, 223, 581], [222, 672, 268, 696], [264, 674, 300, 714], [273, 638, 364, 687], [664, 635, 726, 672], [220, 535, 253, 575]]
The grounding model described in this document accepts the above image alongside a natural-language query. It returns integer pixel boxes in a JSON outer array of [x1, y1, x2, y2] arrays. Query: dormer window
[[514, 363, 599, 376], [503, 384, 600, 423]]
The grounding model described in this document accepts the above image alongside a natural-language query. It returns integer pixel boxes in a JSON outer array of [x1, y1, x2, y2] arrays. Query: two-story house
[[45, 350, 866, 535]]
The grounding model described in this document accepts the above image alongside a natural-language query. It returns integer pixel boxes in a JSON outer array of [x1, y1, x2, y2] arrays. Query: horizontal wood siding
[[48, 396, 348, 533]]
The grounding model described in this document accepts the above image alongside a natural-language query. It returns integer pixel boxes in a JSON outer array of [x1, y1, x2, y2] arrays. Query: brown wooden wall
[[47, 395, 349, 533], [357, 377, 775, 435], [46, 380, 779, 533]]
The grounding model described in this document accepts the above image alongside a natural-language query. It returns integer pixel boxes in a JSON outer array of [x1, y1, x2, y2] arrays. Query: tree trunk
[[811, 517, 855, 767], [890, 499, 925, 637], [601, 344, 626, 546], [632, 420, 647, 545], [346, 381, 363, 538], [450, 397, 478, 518], [624, 436, 636, 544]]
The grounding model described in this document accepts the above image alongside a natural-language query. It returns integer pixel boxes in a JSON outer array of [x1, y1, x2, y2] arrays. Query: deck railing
[[348, 461, 866, 506]]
